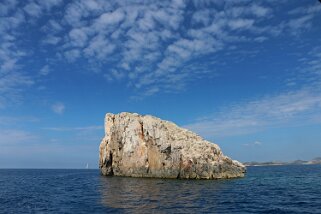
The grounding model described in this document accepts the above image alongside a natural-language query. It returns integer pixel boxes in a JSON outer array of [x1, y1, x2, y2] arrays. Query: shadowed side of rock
[[99, 112, 246, 179]]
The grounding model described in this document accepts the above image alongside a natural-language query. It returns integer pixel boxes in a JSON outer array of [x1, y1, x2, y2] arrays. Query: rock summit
[[99, 112, 246, 179]]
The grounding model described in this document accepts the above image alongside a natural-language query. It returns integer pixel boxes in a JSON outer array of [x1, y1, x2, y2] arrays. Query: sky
[[1, 0, 321, 168]]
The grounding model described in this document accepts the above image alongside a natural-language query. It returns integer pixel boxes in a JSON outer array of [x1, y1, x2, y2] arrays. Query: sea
[[0, 165, 320, 213]]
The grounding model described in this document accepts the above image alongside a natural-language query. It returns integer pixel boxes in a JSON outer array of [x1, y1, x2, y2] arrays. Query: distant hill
[[310, 157, 321, 164], [312, 157, 321, 161], [244, 157, 321, 166]]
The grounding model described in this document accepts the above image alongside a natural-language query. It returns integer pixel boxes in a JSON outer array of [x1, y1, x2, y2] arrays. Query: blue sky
[[1, 0, 321, 168]]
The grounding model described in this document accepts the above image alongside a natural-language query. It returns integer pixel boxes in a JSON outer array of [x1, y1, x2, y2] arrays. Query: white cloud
[[69, 28, 88, 47], [43, 126, 103, 131], [286, 45, 321, 87], [288, 14, 313, 31], [288, 2, 321, 16], [51, 102, 65, 115], [0, 116, 38, 126], [38, 0, 316, 97], [0, 72, 33, 93], [63, 0, 110, 27], [254, 36, 268, 42], [38, 0, 63, 11], [84, 35, 115, 60], [42, 35, 61, 45], [1, 0, 320, 103], [243, 141, 262, 147], [95, 9, 125, 27], [191, 10, 211, 26], [0, 11, 26, 70], [0, 0, 18, 16], [228, 19, 255, 30], [185, 87, 321, 138], [64, 49, 81, 62], [0, 58, 16, 71], [39, 65, 50, 76], [42, 19, 63, 33], [24, 2, 42, 18], [254, 141, 262, 146], [0, 129, 38, 145], [104, 69, 125, 81], [0, 5, 35, 108], [0, 71, 34, 108], [250, 4, 271, 17]]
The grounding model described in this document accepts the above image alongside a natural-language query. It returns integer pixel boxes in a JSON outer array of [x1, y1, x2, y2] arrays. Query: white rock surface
[[99, 112, 246, 179]]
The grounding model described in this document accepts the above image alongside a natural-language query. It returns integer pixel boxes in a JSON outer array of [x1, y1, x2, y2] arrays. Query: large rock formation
[[99, 112, 246, 179]]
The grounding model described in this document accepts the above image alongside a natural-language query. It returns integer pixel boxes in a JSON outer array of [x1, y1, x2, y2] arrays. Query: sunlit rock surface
[[99, 112, 246, 179]]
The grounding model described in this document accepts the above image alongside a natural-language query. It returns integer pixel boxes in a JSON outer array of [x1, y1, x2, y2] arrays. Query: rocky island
[[99, 112, 246, 179]]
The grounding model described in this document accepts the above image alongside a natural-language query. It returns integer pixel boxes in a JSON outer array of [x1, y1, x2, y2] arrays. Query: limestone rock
[[99, 112, 246, 179]]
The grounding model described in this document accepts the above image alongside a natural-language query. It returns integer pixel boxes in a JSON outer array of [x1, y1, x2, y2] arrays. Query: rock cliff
[[99, 112, 246, 179]]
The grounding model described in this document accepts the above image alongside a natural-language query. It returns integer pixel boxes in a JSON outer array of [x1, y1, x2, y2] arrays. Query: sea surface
[[0, 165, 320, 213]]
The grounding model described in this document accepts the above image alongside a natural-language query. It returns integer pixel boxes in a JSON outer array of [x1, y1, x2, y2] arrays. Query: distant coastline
[[244, 157, 321, 167]]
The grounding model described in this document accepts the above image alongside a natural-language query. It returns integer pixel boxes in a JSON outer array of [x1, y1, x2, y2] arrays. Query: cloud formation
[[243, 141, 262, 147], [40, 0, 321, 95], [51, 102, 65, 115], [39, 65, 50, 76], [0, 1, 32, 107], [43, 126, 103, 131], [0, 0, 320, 106], [0, 129, 38, 145], [185, 37, 321, 138], [185, 86, 321, 138]]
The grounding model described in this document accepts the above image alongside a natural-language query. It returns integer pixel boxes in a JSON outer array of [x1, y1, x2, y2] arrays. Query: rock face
[[99, 112, 246, 179]]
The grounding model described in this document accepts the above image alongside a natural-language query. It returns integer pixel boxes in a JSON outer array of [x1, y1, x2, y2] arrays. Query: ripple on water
[[0, 165, 321, 213]]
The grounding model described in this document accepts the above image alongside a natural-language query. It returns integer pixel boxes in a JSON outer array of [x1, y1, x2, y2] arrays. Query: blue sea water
[[0, 165, 321, 213]]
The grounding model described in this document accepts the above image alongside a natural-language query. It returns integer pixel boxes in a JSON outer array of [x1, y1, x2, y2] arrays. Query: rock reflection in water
[[99, 176, 226, 213]]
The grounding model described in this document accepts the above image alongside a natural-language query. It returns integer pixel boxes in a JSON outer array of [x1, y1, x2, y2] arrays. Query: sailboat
[[86, 163, 89, 169]]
